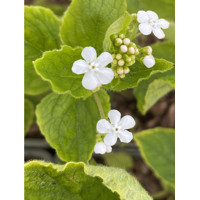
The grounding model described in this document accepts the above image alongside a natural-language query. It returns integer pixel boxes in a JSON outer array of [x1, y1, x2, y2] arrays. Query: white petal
[[104, 133, 117, 146], [81, 47, 97, 63], [108, 110, 121, 125], [157, 19, 169, 29], [143, 55, 155, 68], [139, 23, 152, 35], [82, 71, 99, 90], [96, 68, 114, 85], [94, 142, 106, 154], [146, 10, 158, 20], [137, 10, 149, 23], [118, 130, 133, 143], [96, 119, 112, 134], [72, 59, 89, 74], [106, 145, 112, 153], [96, 52, 113, 67], [153, 27, 165, 39], [119, 115, 135, 129]]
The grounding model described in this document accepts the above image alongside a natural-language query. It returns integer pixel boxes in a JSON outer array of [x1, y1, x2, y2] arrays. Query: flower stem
[[93, 92, 106, 119]]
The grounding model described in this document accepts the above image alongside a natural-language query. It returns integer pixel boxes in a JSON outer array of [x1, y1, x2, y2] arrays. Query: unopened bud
[[118, 59, 125, 66], [119, 34, 125, 39], [119, 73, 125, 78], [111, 34, 118, 41], [120, 45, 128, 53], [117, 67, 124, 75], [124, 66, 130, 74], [123, 38, 131, 45], [143, 46, 152, 55], [112, 54, 116, 59], [112, 59, 118, 66], [115, 38, 123, 46], [131, 13, 137, 21], [130, 55, 135, 60], [125, 56, 132, 63], [135, 48, 139, 55], [116, 54, 122, 60], [128, 47, 135, 54], [143, 55, 155, 68]]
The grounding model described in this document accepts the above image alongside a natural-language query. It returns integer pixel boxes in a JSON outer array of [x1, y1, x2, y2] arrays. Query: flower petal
[[119, 115, 135, 129], [96, 119, 112, 134], [157, 19, 169, 29], [96, 68, 114, 85], [137, 10, 149, 23], [139, 23, 152, 35], [104, 133, 118, 146], [96, 52, 113, 67], [72, 59, 89, 74], [106, 145, 112, 153], [108, 110, 121, 125], [153, 27, 165, 39], [81, 47, 97, 63], [143, 55, 155, 68], [118, 130, 133, 143], [147, 10, 158, 20], [94, 142, 106, 154], [82, 71, 99, 90]]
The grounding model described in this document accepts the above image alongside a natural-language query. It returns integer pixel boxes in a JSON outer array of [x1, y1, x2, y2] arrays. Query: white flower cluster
[[72, 47, 114, 90], [94, 110, 135, 154]]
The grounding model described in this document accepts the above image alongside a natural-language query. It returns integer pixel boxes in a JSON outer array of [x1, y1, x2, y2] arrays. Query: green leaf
[[126, 0, 175, 21], [134, 68, 175, 115], [34, 45, 94, 99], [134, 127, 175, 188], [165, 21, 175, 44], [85, 164, 152, 200], [36, 89, 110, 163], [103, 12, 132, 52], [25, 160, 152, 200], [103, 152, 133, 169], [152, 41, 175, 63], [25, 6, 61, 95], [111, 58, 174, 91], [25, 161, 120, 200], [24, 99, 35, 135], [60, 0, 127, 54]]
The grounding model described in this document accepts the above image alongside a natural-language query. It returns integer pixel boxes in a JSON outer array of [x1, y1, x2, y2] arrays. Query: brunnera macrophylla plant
[[24, 0, 174, 199]]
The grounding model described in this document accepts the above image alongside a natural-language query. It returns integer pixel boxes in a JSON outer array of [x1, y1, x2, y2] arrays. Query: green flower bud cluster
[[111, 34, 139, 78]]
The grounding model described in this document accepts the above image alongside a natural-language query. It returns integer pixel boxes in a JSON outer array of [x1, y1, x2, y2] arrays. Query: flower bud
[[124, 66, 130, 74], [117, 67, 124, 75], [112, 54, 116, 59], [111, 34, 118, 41], [130, 55, 135, 60], [123, 38, 131, 45], [131, 13, 137, 21], [125, 56, 132, 63], [120, 45, 128, 53], [128, 47, 135, 54], [119, 73, 125, 78], [118, 59, 125, 66], [119, 34, 125, 39], [116, 53, 122, 60], [127, 60, 135, 66], [143, 55, 155, 68], [115, 38, 123, 46], [112, 59, 118, 66], [143, 46, 152, 55]]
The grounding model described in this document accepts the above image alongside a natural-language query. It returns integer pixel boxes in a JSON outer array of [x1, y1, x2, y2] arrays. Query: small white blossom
[[123, 38, 131, 45], [94, 142, 112, 154], [137, 10, 169, 39], [96, 110, 135, 146], [143, 55, 155, 68], [72, 47, 114, 90]]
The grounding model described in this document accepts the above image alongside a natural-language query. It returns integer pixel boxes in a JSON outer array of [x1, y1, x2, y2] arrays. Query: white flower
[[137, 10, 169, 39], [94, 142, 112, 154], [143, 55, 155, 68], [72, 47, 114, 90], [96, 110, 135, 146]]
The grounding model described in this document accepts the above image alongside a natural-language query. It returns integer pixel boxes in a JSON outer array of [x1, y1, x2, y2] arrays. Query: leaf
[[34, 45, 94, 99], [85, 164, 152, 200], [103, 12, 132, 52], [103, 152, 133, 169], [36, 89, 110, 163], [60, 0, 127, 54], [24, 99, 35, 135], [134, 68, 175, 114], [126, 0, 175, 21], [111, 58, 174, 91], [25, 6, 61, 95], [152, 41, 175, 63], [25, 161, 120, 200], [25, 160, 152, 200], [134, 127, 175, 188], [165, 21, 175, 44]]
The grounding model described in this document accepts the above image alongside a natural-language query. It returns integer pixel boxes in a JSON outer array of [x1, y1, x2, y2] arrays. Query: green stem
[[93, 92, 106, 119]]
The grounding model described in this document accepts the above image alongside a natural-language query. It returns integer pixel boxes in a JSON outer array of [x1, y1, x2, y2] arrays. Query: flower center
[[149, 19, 157, 27]]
